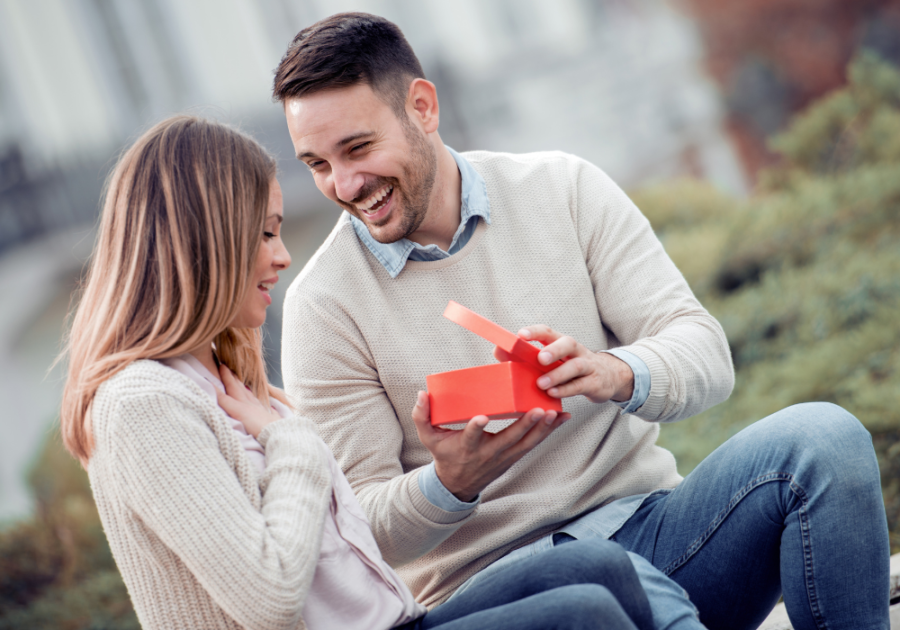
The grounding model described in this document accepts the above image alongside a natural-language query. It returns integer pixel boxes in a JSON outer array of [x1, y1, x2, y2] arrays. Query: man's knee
[[771, 402, 871, 452], [773, 402, 879, 488]]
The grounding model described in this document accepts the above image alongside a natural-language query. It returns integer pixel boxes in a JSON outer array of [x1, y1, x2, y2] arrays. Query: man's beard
[[343, 121, 437, 244]]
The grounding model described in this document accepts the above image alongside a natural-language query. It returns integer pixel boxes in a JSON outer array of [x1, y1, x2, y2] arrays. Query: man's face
[[284, 83, 437, 244]]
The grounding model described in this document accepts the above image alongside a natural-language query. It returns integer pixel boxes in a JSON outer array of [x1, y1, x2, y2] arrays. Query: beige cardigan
[[282, 149, 735, 606], [89, 359, 331, 630]]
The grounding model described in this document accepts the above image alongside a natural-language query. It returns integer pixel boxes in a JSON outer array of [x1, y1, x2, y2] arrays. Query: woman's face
[[230, 179, 291, 329]]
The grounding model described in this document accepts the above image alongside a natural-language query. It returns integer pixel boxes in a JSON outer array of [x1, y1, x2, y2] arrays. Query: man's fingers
[[547, 377, 593, 399], [460, 415, 490, 450], [514, 409, 568, 452], [411, 391, 431, 424], [516, 324, 560, 344], [484, 408, 548, 452], [411, 391, 442, 443], [536, 335, 582, 366], [536, 356, 590, 392]]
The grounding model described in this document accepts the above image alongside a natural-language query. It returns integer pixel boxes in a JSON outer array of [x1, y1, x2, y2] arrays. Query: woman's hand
[[215, 364, 281, 438]]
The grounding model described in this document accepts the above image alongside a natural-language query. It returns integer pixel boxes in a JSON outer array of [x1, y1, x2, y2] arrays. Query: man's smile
[[356, 184, 394, 214]]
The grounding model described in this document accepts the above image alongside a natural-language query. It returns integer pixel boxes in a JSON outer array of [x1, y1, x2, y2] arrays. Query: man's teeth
[[259, 282, 274, 291], [357, 185, 393, 213]]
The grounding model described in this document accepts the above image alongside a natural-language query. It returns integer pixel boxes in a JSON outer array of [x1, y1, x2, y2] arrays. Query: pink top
[[159, 355, 426, 630]]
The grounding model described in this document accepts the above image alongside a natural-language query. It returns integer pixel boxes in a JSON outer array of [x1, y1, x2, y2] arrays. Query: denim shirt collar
[[350, 146, 491, 278]]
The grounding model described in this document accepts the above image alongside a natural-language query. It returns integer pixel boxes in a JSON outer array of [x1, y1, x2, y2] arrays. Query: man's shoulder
[[460, 149, 588, 174]]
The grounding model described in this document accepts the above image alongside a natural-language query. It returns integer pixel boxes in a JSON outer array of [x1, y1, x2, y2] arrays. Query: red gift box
[[427, 301, 564, 426]]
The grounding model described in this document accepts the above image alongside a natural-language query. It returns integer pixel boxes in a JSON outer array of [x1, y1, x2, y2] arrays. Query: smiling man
[[274, 12, 890, 630]]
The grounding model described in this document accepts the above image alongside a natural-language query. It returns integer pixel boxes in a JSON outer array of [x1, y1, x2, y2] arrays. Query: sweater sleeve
[[570, 157, 735, 422], [109, 392, 331, 630], [282, 284, 476, 568]]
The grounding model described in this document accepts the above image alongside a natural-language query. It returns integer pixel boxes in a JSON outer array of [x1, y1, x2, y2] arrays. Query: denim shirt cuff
[[602, 349, 651, 414], [418, 462, 481, 512]]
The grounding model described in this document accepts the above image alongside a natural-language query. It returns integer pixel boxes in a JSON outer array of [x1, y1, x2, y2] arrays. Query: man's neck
[[406, 142, 461, 251]]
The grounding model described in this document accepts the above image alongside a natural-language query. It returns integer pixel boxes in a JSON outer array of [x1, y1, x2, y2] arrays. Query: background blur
[[1, 0, 899, 627]]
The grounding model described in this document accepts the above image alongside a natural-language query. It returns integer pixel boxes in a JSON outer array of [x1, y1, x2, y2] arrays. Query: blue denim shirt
[[350, 147, 652, 510]]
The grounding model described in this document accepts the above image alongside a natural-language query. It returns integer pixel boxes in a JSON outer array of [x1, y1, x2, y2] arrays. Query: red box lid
[[442, 301, 565, 374]]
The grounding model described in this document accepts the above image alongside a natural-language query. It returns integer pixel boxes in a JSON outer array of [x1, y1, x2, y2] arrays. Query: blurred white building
[[0, 0, 744, 520]]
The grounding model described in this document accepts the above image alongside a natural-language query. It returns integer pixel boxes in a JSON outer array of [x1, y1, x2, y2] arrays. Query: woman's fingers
[[218, 364, 242, 397]]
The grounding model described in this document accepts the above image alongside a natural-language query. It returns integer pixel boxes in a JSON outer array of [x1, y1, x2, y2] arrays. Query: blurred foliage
[[635, 51, 900, 553], [0, 432, 137, 629], [1, 52, 898, 627]]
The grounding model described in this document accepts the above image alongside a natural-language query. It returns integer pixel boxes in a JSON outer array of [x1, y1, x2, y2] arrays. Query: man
[[274, 13, 890, 630]]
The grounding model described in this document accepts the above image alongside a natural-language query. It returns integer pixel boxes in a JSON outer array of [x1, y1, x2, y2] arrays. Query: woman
[[59, 115, 660, 630]]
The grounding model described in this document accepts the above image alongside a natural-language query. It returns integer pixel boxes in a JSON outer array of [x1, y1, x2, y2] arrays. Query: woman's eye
[[350, 142, 369, 152], [263, 231, 276, 239]]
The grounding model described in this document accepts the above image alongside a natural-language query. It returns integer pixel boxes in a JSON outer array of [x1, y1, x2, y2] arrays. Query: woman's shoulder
[[94, 359, 216, 423], [98, 359, 198, 398]]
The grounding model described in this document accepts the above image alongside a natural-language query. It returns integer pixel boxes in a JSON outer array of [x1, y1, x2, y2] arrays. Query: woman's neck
[[189, 343, 219, 378]]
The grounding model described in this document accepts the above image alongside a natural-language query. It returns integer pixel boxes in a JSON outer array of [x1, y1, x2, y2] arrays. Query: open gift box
[[426, 301, 565, 426]]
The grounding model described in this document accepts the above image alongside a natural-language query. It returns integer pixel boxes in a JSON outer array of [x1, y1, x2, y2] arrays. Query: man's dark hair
[[272, 13, 426, 117]]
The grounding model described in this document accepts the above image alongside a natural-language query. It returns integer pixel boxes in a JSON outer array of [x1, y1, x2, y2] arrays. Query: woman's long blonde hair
[[60, 115, 284, 465]]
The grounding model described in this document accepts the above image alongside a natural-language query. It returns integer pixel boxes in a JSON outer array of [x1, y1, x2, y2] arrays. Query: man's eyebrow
[[296, 131, 375, 160]]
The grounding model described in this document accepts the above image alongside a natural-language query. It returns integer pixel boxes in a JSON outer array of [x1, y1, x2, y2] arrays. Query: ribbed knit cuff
[[256, 415, 305, 449], [408, 468, 478, 525], [611, 345, 670, 422]]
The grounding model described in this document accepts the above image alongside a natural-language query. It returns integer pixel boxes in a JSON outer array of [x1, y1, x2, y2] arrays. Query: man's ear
[[406, 78, 440, 134]]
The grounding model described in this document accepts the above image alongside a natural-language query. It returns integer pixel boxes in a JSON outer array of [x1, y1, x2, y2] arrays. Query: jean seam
[[790, 478, 828, 630], [660, 472, 794, 576]]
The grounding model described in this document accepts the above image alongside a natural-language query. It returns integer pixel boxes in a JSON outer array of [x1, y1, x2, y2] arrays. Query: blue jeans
[[612, 403, 891, 630], [397, 539, 654, 630]]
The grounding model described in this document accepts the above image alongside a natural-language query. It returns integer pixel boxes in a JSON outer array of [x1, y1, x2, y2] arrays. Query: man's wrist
[[419, 462, 481, 509], [602, 349, 651, 413], [606, 353, 635, 402], [438, 471, 479, 503]]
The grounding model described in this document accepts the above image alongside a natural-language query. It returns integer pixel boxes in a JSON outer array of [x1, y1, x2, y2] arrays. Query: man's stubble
[[342, 117, 437, 245]]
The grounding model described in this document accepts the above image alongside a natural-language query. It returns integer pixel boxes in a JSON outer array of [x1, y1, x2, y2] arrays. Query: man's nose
[[331, 163, 365, 205]]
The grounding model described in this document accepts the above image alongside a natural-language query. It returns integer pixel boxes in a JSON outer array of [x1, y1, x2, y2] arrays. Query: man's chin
[[352, 212, 407, 244], [367, 225, 406, 244]]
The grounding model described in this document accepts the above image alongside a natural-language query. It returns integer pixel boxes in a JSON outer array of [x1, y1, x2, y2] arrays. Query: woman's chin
[[229, 311, 267, 330]]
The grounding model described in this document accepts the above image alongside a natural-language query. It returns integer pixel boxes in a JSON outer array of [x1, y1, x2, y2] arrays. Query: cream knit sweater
[[282, 150, 734, 607], [89, 360, 331, 630]]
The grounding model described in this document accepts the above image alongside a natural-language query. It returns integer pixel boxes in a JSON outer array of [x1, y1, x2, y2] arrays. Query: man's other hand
[[410, 391, 569, 502], [492, 325, 635, 404]]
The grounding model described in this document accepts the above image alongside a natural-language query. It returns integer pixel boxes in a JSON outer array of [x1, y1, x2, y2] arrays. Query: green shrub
[[641, 52, 900, 553], [0, 432, 136, 628]]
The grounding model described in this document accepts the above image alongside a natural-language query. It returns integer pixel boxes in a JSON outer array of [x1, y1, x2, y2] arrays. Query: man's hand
[[493, 325, 634, 404], [411, 391, 569, 502]]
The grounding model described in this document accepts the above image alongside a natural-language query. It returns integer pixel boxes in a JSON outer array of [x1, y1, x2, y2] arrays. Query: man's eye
[[350, 142, 370, 152]]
